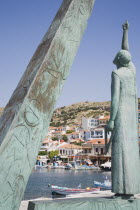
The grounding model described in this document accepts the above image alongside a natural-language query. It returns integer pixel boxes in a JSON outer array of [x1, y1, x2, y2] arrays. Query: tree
[[49, 150, 59, 160], [52, 136, 58, 141], [73, 142, 82, 146], [66, 130, 74, 134], [56, 122, 61, 127], [62, 135, 68, 142], [50, 122, 56, 127], [38, 151, 48, 156]]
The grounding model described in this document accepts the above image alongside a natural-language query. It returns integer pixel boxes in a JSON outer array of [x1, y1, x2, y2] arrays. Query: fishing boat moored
[[94, 178, 111, 190], [100, 161, 111, 171], [48, 184, 100, 196]]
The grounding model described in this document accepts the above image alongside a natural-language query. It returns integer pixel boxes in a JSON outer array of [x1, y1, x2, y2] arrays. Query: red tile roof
[[88, 139, 105, 144], [58, 144, 82, 149], [99, 116, 110, 120]]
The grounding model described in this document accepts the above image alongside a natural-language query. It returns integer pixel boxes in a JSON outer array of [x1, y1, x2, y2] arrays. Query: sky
[[0, 0, 140, 108]]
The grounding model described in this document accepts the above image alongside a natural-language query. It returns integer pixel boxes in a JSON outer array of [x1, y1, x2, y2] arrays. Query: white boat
[[49, 165, 65, 169], [94, 178, 111, 190], [35, 164, 47, 168], [48, 161, 65, 169], [73, 165, 100, 170], [65, 163, 72, 170], [100, 161, 111, 171], [49, 184, 100, 195]]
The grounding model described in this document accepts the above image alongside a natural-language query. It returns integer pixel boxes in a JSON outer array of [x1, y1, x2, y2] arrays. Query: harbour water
[[23, 168, 111, 200]]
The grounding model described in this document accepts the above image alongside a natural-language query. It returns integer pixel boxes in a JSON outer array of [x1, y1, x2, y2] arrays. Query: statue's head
[[113, 50, 131, 67]]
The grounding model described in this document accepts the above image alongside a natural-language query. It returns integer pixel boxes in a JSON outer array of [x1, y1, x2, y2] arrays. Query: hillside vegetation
[[50, 98, 140, 127], [50, 101, 111, 127]]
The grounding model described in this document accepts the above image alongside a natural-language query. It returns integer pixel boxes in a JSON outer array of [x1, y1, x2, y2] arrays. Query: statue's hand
[[122, 20, 129, 30], [107, 120, 114, 131]]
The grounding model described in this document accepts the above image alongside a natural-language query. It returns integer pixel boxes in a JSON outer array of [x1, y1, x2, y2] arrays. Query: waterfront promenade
[[19, 192, 140, 210], [20, 190, 114, 210]]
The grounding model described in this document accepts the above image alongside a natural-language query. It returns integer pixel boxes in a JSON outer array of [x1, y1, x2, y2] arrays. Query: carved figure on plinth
[[108, 21, 140, 197]]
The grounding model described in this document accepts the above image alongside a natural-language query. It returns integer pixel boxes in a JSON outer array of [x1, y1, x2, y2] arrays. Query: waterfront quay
[[21, 166, 140, 210]]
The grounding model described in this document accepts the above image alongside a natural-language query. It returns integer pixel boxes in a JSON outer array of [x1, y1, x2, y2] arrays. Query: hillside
[[50, 98, 140, 127], [50, 101, 111, 127]]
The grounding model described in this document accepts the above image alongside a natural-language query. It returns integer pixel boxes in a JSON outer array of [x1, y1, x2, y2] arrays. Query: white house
[[80, 130, 90, 141], [83, 126, 111, 141], [98, 115, 110, 126], [82, 117, 99, 130], [66, 132, 81, 141], [40, 139, 66, 152], [58, 143, 83, 157]]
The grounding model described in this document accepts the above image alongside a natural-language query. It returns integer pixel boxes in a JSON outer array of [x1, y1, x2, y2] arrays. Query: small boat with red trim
[[48, 184, 100, 195]]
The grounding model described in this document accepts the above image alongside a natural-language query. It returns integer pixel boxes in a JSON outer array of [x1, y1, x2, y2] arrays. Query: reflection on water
[[23, 168, 111, 200]]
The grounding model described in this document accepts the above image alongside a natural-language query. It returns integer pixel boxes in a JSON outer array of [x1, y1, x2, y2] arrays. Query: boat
[[100, 161, 111, 171], [35, 159, 48, 168], [35, 164, 47, 169], [65, 163, 72, 170], [73, 165, 100, 170], [48, 184, 100, 195], [48, 162, 65, 169], [94, 178, 111, 190], [49, 165, 65, 169]]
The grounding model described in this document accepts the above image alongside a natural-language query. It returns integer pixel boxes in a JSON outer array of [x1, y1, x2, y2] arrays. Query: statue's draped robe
[[111, 63, 140, 194]]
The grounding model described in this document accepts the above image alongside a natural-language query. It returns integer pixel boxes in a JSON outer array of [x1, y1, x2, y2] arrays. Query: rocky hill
[[50, 101, 111, 127], [50, 98, 140, 127]]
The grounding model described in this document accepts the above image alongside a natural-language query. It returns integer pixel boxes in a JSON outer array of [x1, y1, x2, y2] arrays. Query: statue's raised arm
[[122, 20, 129, 51]]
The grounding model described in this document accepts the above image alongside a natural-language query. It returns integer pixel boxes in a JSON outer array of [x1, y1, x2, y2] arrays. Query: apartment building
[[82, 117, 99, 130]]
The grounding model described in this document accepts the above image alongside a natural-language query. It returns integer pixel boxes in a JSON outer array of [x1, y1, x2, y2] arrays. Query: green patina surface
[[0, 0, 95, 209], [28, 198, 140, 210], [108, 22, 140, 195]]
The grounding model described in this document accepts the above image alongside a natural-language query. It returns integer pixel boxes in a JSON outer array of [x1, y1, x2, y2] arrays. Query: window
[[101, 148, 104, 154], [95, 148, 98, 153], [96, 131, 103, 135]]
